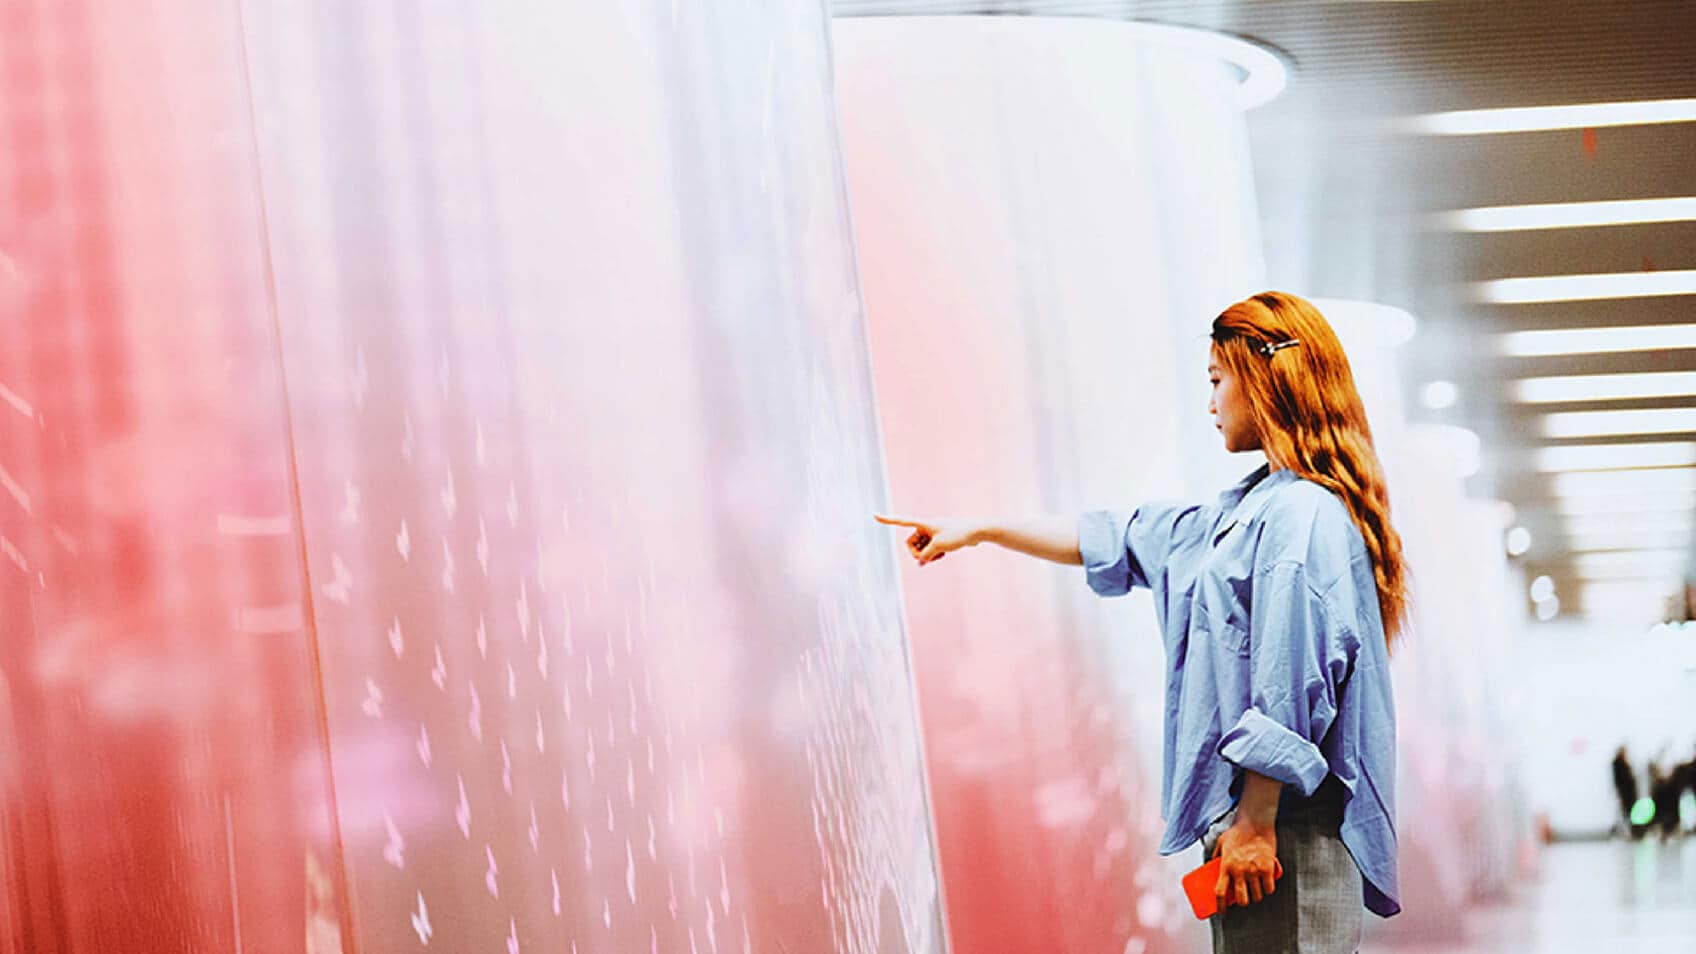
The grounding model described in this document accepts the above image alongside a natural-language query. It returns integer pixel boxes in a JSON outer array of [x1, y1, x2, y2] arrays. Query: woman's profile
[[877, 291, 1404, 953]]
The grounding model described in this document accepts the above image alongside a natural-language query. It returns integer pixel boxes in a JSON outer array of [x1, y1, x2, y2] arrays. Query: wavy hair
[[1211, 291, 1410, 648]]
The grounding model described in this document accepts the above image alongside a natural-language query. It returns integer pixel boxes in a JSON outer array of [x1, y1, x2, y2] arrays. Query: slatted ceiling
[[830, 2, 1696, 618], [834, 1, 1696, 105]]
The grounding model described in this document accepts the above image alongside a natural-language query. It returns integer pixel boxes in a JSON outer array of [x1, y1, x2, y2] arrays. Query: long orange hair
[[1211, 291, 1410, 648]]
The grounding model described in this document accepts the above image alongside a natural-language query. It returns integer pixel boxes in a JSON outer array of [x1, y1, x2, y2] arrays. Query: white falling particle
[[431, 645, 446, 689], [441, 468, 456, 517], [469, 684, 483, 741], [586, 731, 597, 779], [506, 918, 519, 954], [535, 711, 545, 753], [706, 904, 717, 952], [562, 769, 571, 811], [719, 859, 729, 914], [410, 891, 432, 944], [441, 540, 455, 593], [516, 582, 530, 642], [507, 663, 517, 699], [361, 679, 383, 718], [507, 483, 518, 526], [485, 844, 500, 898], [646, 738, 654, 774], [626, 839, 637, 903], [395, 520, 411, 560], [351, 347, 369, 410], [339, 481, 361, 524], [605, 795, 614, 832], [528, 801, 540, 851], [563, 682, 573, 720], [602, 898, 611, 928], [583, 828, 593, 872], [382, 811, 406, 868], [501, 741, 513, 794], [537, 634, 548, 680], [387, 616, 404, 658], [551, 869, 561, 916], [668, 874, 678, 919], [322, 555, 353, 604], [455, 775, 471, 838], [647, 815, 656, 860], [416, 724, 432, 768], [477, 518, 490, 575], [626, 760, 635, 805], [476, 615, 488, 658]]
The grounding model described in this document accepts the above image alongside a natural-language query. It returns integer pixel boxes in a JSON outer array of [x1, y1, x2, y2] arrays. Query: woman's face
[[1209, 349, 1261, 453]]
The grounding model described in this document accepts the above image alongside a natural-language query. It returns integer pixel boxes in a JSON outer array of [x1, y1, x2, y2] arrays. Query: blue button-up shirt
[[1079, 464, 1400, 917]]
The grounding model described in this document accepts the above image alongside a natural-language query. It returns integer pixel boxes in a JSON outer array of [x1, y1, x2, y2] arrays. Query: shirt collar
[[1211, 463, 1297, 542]]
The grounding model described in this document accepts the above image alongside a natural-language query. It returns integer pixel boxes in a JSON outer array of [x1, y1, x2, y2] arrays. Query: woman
[[877, 291, 1403, 952]]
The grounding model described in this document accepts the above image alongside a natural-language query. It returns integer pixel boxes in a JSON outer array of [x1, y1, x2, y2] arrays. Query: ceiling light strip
[[1437, 197, 1696, 232], [1409, 98, 1696, 136], [1534, 442, 1696, 472], [1516, 371, 1696, 403], [1500, 324, 1696, 356], [1542, 408, 1696, 439], [1474, 270, 1696, 305]]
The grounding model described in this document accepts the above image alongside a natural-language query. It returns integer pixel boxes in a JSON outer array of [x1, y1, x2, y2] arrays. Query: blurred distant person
[[880, 292, 1403, 953], [1649, 756, 1681, 841], [1611, 745, 1638, 839]]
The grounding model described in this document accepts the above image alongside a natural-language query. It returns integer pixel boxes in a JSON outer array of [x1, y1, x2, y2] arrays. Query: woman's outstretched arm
[[874, 514, 1082, 567]]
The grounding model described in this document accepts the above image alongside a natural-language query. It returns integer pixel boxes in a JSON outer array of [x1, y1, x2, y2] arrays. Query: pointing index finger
[[874, 514, 921, 528]]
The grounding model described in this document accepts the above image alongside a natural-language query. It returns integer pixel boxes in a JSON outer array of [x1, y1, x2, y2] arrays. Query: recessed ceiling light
[[1407, 98, 1696, 135], [1551, 468, 1696, 496], [1533, 442, 1696, 471], [1505, 525, 1532, 556], [1516, 371, 1696, 404], [1420, 380, 1459, 410], [1500, 324, 1696, 356], [1533, 595, 1560, 621], [1435, 197, 1696, 232], [1529, 575, 1556, 602], [1473, 270, 1696, 305]]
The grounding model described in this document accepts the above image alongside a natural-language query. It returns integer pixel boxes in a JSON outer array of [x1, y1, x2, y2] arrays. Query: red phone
[[1182, 856, 1284, 919], [1183, 857, 1225, 919]]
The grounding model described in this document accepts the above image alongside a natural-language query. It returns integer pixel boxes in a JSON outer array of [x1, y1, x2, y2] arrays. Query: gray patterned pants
[[1198, 781, 1363, 954]]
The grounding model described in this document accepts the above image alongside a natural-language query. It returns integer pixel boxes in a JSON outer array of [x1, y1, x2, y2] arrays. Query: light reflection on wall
[[835, 16, 1275, 954], [2, 2, 946, 952]]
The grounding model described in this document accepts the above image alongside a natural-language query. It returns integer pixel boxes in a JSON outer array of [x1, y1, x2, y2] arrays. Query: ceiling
[[832, 0, 1696, 621]]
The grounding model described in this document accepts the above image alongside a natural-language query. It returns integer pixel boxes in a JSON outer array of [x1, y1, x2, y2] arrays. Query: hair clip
[[1259, 338, 1301, 357]]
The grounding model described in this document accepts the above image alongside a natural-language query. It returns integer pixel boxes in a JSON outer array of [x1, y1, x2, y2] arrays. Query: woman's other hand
[[1212, 819, 1283, 909], [873, 515, 980, 566]]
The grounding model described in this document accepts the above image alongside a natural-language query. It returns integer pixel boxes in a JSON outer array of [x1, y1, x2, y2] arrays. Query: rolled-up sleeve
[[1078, 502, 1204, 598], [1217, 561, 1345, 796]]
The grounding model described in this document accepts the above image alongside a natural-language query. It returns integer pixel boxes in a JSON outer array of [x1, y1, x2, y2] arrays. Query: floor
[[1369, 837, 1696, 953]]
